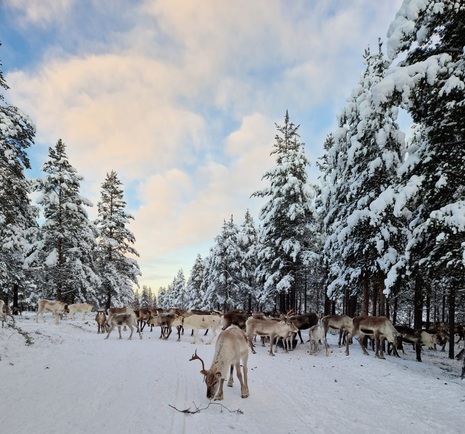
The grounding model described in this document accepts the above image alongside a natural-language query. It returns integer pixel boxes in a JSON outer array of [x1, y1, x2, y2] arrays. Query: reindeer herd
[[2, 299, 465, 399]]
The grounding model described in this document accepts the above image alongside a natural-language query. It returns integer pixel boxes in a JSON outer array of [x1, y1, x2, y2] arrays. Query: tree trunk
[[413, 275, 423, 330], [13, 283, 19, 312], [348, 294, 357, 318], [372, 278, 377, 317], [448, 286, 456, 360], [363, 275, 369, 316], [378, 273, 386, 317]]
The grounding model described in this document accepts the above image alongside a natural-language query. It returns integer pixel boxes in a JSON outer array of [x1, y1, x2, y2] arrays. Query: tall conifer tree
[[95, 171, 140, 308]]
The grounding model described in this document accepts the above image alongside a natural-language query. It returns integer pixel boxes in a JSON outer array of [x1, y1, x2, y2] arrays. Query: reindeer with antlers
[[189, 325, 249, 400]]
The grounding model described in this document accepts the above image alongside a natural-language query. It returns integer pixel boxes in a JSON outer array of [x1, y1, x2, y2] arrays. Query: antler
[[189, 349, 206, 373]]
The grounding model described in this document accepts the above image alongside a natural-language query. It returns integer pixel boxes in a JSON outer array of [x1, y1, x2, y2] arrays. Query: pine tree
[[29, 139, 100, 302], [95, 171, 140, 309], [252, 111, 317, 312], [0, 49, 38, 308]]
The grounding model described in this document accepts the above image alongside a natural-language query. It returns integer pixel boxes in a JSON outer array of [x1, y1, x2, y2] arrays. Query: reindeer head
[[189, 350, 221, 399]]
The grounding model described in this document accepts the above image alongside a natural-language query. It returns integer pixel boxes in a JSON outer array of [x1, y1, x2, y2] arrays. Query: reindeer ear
[[200, 369, 208, 375]]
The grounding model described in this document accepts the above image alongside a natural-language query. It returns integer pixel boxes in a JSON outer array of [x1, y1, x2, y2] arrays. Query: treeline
[[0, 60, 140, 309], [158, 1, 465, 359]]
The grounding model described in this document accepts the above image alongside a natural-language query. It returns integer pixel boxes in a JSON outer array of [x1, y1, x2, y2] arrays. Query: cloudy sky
[[1, 0, 404, 292]]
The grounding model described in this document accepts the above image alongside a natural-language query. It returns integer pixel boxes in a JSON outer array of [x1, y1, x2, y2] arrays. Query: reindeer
[[393, 325, 436, 362], [36, 300, 68, 325], [345, 315, 400, 359], [189, 325, 249, 400], [222, 310, 249, 330], [287, 312, 319, 344], [245, 317, 298, 356], [95, 310, 108, 334], [1, 300, 15, 328], [321, 314, 353, 347], [308, 321, 328, 356], [104, 312, 142, 340]]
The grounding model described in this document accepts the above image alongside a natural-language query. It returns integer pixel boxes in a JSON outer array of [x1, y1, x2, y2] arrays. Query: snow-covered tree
[[383, 1, 465, 347], [321, 43, 405, 316], [202, 216, 242, 310], [95, 171, 140, 309], [168, 269, 187, 309], [29, 139, 100, 302], [252, 111, 318, 313], [185, 254, 205, 309], [237, 210, 259, 311], [0, 50, 38, 308]]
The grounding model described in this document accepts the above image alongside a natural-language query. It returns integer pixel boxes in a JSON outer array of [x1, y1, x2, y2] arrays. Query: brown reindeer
[[346, 316, 400, 359], [190, 325, 249, 400], [288, 312, 319, 344], [95, 310, 108, 334], [321, 314, 353, 347]]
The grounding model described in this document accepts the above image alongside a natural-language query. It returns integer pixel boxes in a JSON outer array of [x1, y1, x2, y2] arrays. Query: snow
[[1, 313, 464, 434]]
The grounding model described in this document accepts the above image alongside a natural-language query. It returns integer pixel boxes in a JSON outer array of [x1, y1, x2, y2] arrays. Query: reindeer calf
[[308, 322, 328, 356], [95, 310, 108, 334]]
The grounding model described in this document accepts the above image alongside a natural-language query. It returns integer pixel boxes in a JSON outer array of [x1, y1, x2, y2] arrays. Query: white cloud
[[4, 0, 404, 290], [5, 0, 75, 27]]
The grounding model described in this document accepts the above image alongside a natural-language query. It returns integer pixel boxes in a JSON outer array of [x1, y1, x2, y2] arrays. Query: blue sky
[[0, 0, 404, 291]]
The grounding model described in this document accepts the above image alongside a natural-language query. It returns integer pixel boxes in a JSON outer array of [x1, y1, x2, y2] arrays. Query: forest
[[1, 1, 464, 360]]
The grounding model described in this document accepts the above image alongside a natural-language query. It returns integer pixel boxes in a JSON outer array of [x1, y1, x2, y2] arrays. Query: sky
[[0, 0, 405, 292], [1, 313, 464, 433]]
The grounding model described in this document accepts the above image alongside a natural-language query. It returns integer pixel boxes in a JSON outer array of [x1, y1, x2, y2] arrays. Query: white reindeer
[[190, 325, 249, 400], [308, 321, 329, 356]]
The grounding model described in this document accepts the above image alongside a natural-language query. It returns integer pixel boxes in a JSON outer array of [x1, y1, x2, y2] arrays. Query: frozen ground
[[1, 312, 464, 434]]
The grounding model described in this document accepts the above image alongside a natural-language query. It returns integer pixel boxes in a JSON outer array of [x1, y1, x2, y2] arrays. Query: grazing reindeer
[[190, 325, 249, 400], [394, 325, 436, 362], [346, 316, 400, 359], [288, 312, 319, 344]]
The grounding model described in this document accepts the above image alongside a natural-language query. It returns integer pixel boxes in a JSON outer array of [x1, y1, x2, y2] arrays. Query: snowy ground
[[1, 312, 464, 434]]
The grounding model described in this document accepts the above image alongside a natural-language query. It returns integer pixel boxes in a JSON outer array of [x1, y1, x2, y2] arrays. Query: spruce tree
[[252, 111, 317, 312], [0, 49, 38, 308], [185, 254, 205, 309], [202, 216, 241, 311], [321, 43, 405, 316], [237, 210, 259, 311], [95, 171, 141, 309], [386, 0, 465, 353], [30, 139, 100, 302]]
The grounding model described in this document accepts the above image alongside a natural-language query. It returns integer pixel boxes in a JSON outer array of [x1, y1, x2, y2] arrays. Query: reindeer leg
[[269, 334, 276, 356], [206, 327, 217, 345], [227, 365, 234, 387], [358, 335, 370, 356]]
